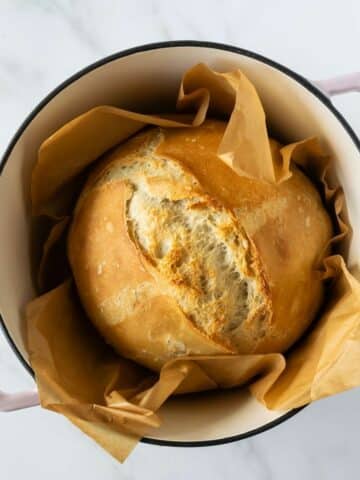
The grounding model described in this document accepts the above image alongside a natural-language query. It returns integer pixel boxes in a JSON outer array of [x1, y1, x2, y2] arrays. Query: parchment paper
[[26, 64, 360, 462]]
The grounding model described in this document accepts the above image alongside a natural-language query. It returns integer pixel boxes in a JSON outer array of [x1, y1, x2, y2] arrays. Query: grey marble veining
[[0, 1, 359, 478]]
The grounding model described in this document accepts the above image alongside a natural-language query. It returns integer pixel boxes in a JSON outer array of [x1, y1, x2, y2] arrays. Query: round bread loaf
[[68, 120, 333, 371]]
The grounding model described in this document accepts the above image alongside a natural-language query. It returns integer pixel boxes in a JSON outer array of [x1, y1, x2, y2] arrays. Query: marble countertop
[[1, 0, 360, 478]]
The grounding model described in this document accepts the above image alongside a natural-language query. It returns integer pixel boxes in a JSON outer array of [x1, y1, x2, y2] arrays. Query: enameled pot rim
[[1, 40, 359, 447]]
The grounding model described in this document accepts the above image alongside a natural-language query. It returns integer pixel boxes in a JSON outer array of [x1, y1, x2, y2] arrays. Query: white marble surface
[[1, 0, 360, 478]]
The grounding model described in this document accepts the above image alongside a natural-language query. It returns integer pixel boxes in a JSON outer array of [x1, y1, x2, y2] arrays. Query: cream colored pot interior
[[0, 45, 359, 442]]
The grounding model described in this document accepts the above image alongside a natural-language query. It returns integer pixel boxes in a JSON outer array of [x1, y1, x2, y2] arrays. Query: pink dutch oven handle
[[0, 389, 39, 412], [315, 72, 360, 96], [1, 71, 359, 414]]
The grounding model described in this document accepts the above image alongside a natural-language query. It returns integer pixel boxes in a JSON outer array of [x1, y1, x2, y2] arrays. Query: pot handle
[[314, 72, 360, 96], [0, 389, 39, 412]]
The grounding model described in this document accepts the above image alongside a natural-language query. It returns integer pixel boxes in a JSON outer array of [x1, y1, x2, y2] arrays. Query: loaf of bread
[[68, 120, 333, 371]]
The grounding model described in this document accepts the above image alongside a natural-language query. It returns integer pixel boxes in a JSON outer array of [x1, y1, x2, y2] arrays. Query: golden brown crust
[[156, 120, 333, 353], [68, 180, 232, 371], [68, 119, 332, 370]]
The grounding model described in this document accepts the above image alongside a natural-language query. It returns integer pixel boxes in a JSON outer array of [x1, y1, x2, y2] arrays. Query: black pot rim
[[1, 40, 359, 448]]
